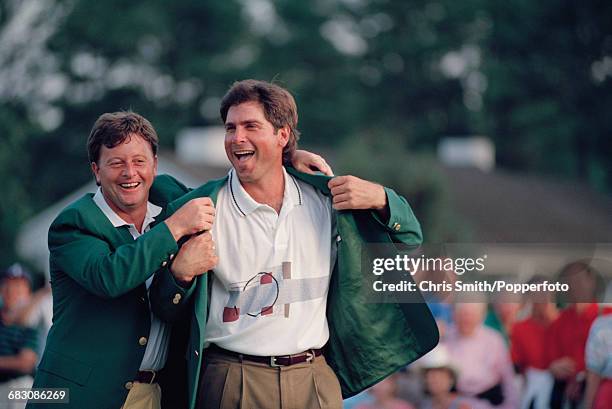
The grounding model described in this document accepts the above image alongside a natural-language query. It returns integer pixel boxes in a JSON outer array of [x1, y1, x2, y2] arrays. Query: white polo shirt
[[93, 189, 171, 371], [206, 168, 333, 355]]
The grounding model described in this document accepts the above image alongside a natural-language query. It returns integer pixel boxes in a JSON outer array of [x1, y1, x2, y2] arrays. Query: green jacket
[[163, 168, 439, 409], [28, 175, 194, 409]]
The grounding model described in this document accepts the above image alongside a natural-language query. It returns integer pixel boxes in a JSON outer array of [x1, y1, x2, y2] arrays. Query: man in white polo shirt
[[165, 80, 439, 409]]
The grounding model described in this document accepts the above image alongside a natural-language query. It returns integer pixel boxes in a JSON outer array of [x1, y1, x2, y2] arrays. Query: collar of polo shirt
[[229, 167, 303, 217], [93, 188, 162, 230]]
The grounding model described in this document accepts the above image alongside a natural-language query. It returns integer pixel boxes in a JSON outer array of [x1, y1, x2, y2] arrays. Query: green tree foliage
[[480, 1, 612, 191], [0, 0, 610, 267]]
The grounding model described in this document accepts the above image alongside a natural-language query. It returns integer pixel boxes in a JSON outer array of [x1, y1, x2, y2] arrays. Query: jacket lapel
[[286, 167, 332, 195]]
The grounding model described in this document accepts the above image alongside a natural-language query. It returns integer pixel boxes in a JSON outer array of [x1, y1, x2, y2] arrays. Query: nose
[[230, 126, 247, 144], [122, 162, 137, 178]]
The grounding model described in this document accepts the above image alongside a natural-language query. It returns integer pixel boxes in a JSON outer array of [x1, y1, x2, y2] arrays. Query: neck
[[102, 193, 147, 232], [241, 167, 285, 214]]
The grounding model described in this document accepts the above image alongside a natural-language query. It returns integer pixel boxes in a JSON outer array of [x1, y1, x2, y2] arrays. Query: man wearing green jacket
[[27, 111, 221, 409], [27, 111, 330, 409], [163, 80, 439, 409]]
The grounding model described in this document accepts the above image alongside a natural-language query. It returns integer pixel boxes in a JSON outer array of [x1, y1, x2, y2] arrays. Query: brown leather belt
[[135, 370, 157, 384], [208, 344, 323, 367]]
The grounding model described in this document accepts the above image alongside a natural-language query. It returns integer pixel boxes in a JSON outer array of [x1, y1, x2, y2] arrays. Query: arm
[[0, 326, 38, 374], [0, 348, 37, 374], [583, 371, 601, 409], [495, 336, 520, 409], [149, 267, 196, 323], [291, 150, 333, 176], [49, 217, 178, 299], [150, 232, 218, 322], [328, 175, 422, 246], [50, 194, 217, 299]]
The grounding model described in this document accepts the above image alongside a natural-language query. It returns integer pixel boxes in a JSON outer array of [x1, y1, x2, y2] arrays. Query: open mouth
[[234, 150, 255, 162], [119, 182, 141, 190]]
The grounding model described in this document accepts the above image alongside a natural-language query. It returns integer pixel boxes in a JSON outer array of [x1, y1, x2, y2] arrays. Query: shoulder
[[169, 176, 229, 210], [50, 194, 97, 230], [149, 174, 190, 207], [589, 315, 612, 338]]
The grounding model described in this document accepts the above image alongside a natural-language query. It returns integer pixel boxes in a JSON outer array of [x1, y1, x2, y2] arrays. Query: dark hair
[[87, 111, 158, 164], [220, 79, 300, 165]]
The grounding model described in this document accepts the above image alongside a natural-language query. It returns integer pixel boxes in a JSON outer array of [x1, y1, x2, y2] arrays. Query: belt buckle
[[305, 351, 315, 363], [270, 356, 281, 367]]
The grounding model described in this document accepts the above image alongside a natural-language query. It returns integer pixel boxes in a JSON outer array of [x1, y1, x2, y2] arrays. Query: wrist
[[164, 220, 183, 242], [174, 274, 194, 288], [372, 185, 388, 210]]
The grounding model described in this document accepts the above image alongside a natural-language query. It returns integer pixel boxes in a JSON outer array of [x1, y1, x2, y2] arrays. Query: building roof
[[443, 166, 612, 242]]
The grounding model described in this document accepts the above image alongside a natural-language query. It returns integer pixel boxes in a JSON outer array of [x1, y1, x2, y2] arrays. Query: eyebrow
[[225, 119, 263, 127]]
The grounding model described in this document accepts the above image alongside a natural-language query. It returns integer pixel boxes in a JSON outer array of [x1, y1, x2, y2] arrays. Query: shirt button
[[173, 294, 181, 304], [125, 381, 133, 390], [139, 337, 148, 346], [161, 260, 168, 267]]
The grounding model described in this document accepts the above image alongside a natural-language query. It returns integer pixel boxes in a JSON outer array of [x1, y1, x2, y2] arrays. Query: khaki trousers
[[197, 349, 343, 409], [120, 382, 161, 409]]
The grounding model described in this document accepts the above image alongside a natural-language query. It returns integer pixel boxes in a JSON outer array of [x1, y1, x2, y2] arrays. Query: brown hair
[[220, 79, 300, 165], [87, 111, 158, 164]]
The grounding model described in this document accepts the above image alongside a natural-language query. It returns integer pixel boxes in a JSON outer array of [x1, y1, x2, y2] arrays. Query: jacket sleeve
[[49, 213, 178, 299], [149, 266, 196, 323], [369, 187, 423, 246]]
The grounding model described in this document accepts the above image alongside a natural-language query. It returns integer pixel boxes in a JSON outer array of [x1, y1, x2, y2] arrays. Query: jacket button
[[195, 350, 199, 356], [161, 260, 168, 267], [173, 294, 181, 304], [169, 253, 175, 260], [139, 337, 148, 346], [336, 235, 342, 242], [393, 223, 401, 231], [125, 381, 133, 390]]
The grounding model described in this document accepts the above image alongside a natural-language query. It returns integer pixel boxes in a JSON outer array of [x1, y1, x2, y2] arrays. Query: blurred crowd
[[0, 263, 52, 409], [345, 261, 611, 409]]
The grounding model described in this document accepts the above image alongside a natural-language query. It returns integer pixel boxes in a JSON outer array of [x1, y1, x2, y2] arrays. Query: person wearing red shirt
[[547, 261, 612, 409], [511, 276, 559, 409]]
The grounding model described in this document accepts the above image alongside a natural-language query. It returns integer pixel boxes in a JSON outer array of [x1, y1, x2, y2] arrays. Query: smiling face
[[224, 101, 289, 185], [91, 133, 157, 223]]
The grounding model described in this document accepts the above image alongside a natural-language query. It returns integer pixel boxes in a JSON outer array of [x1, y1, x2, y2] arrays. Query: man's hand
[[328, 175, 387, 210], [292, 150, 333, 176], [549, 357, 576, 380], [170, 232, 218, 285], [164, 198, 215, 241]]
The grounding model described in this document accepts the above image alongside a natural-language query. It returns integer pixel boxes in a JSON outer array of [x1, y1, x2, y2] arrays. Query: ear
[[153, 155, 158, 177], [91, 162, 101, 185], [278, 125, 290, 148]]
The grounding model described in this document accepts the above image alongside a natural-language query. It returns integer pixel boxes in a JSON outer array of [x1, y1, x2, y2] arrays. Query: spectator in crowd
[[583, 314, 612, 409], [485, 292, 522, 345], [548, 261, 612, 409], [16, 285, 52, 362], [420, 344, 487, 409], [355, 374, 415, 409], [445, 302, 519, 409], [0, 264, 39, 409], [511, 275, 558, 409]]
